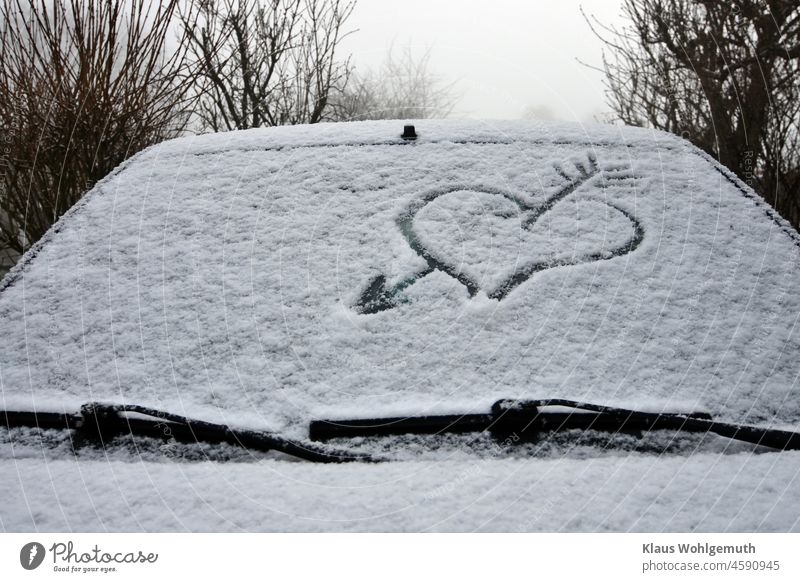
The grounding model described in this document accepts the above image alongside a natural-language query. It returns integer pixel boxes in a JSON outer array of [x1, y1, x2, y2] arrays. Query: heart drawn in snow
[[354, 155, 644, 314]]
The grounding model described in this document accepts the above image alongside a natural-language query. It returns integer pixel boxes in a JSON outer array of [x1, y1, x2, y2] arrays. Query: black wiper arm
[[1, 403, 377, 463], [5, 399, 800, 461], [310, 398, 800, 452]]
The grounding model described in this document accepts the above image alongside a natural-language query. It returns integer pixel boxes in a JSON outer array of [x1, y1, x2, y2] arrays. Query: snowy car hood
[[1, 119, 799, 531]]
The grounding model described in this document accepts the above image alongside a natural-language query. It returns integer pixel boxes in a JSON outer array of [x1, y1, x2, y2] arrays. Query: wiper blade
[[310, 398, 800, 452], [1, 403, 377, 463], [5, 399, 799, 462]]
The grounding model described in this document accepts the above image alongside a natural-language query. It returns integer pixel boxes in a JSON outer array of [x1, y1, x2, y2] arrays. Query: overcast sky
[[342, 0, 625, 122]]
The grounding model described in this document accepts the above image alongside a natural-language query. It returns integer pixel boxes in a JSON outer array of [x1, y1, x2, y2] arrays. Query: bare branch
[[586, 0, 800, 229], [0, 0, 198, 253], [180, 0, 354, 131], [328, 46, 459, 121]]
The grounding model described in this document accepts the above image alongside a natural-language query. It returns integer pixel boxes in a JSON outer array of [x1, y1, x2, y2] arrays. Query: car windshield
[[1, 121, 798, 465]]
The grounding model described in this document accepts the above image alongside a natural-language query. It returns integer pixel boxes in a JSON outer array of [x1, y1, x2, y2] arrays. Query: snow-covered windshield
[[1, 120, 798, 445]]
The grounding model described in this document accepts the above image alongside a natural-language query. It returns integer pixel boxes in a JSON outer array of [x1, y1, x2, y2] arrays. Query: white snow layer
[[1, 119, 799, 531], [2, 453, 800, 532]]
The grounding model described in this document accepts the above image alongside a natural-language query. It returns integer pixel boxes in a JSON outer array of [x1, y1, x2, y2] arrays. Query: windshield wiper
[[1, 403, 377, 463], [4, 399, 799, 462], [310, 398, 800, 452]]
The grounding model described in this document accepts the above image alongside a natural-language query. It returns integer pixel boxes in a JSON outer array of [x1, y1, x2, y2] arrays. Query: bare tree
[[587, 0, 800, 229], [329, 47, 458, 121], [180, 0, 355, 131], [0, 0, 195, 255]]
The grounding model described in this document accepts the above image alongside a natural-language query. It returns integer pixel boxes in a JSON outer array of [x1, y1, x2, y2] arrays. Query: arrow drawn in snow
[[353, 153, 644, 314]]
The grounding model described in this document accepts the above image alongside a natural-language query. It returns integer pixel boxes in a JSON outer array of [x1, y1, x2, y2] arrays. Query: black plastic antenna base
[[401, 125, 417, 140]]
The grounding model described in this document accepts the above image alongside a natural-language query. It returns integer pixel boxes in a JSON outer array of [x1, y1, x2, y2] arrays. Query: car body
[[1, 119, 799, 531]]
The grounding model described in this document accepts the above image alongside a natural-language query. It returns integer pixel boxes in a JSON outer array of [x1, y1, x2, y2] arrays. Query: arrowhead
[[354, 274, 398, 314]]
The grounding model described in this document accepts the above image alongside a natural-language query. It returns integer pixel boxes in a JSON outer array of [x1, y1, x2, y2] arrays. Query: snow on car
[[0, 120, 798, 531]]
